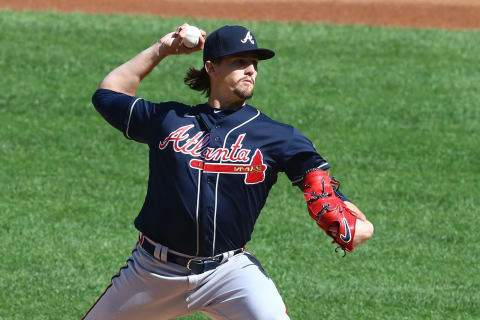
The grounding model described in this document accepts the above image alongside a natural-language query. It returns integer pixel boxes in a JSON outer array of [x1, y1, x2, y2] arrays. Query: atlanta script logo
[[159, 125, 266, 184]]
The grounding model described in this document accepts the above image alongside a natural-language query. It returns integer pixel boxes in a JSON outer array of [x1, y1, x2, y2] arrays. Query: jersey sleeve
[[282, 127, 351, 202], [282, 127, 330, 184], [92, 89, 168, 143]]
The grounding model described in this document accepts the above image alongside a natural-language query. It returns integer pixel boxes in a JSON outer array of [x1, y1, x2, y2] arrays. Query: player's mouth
[[240, 77, 255, 85]]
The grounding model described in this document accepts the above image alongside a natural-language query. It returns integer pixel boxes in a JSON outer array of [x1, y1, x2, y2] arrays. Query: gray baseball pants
[[83, 238, 290, 319]]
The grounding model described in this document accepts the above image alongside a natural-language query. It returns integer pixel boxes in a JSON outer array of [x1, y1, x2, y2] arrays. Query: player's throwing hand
[[158, 23, 206, 57]]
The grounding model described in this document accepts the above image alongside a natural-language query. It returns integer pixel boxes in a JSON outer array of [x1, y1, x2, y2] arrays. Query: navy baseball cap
[[203, 25, 275, 62]]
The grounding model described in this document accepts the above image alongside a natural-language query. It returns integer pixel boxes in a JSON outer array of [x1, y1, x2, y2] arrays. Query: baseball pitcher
[[83, 23, 374, 320]]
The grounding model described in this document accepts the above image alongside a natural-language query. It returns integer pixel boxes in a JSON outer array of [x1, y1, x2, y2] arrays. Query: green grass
[[1, 9, 479, 320]]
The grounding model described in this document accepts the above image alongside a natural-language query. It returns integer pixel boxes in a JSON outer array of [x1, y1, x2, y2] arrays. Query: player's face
[[214, 54, 259, 101]]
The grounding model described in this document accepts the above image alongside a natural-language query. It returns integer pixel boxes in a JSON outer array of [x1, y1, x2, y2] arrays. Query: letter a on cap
[[203, 25, 274, 62], [241, 31, 255, 44]]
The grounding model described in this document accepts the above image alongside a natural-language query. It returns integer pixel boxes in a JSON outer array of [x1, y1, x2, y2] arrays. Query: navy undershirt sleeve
[[334, 188, 350, 202]]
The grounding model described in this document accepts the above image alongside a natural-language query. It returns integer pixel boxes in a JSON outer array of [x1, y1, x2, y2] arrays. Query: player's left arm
[[301, 169, 374, 253], [281, 127, 373, 253], [332, 200, 374, 250]]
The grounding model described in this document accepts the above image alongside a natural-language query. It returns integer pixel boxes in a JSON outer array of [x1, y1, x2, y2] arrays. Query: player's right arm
[[99, 24, 206, 96], [92, 24, 206, 142]]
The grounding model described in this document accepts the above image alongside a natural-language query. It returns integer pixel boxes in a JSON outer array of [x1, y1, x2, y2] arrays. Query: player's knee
[[253, 305, 290, 320], [242, 289, 289, 320]]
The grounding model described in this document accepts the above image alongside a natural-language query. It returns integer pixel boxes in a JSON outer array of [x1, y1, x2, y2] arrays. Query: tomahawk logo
[[190, 149, 267, 184], [339, 217, 352, 242], [241, 31, 255, 44], [159, 126, 267, 184]]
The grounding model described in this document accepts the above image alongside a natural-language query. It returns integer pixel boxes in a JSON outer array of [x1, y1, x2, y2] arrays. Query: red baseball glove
[[302, 169, 357, 254]]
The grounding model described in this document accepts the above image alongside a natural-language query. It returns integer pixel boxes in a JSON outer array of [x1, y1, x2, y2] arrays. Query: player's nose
[[244, 63, 256, 75]]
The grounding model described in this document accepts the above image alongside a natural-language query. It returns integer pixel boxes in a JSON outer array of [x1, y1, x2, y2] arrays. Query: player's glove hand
[[301, 169, 357, 254]]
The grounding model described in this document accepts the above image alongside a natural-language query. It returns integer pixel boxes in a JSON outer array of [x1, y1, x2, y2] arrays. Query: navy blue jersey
[[93, 89, 331, 256]]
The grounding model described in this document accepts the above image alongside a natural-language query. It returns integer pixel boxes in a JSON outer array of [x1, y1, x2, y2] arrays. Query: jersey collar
[[195, 103, 260, 128]]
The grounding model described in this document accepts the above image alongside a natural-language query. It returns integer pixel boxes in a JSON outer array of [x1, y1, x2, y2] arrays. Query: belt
[[140, 238, 243, 274]]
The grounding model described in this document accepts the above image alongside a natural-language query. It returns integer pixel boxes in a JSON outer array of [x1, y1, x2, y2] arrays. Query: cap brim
[[248, 48, 275, 60], [204, 48, 275, 62]]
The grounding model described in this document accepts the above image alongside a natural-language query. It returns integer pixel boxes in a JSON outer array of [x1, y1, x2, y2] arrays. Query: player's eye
[[235, 59, 247, 67], [238, 59, 258, 70]]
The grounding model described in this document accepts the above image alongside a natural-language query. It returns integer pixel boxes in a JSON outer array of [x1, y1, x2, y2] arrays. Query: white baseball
[[183, 25, 201, 48]]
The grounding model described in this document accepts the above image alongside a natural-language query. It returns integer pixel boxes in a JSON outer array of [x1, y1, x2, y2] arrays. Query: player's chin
[[234, 85, 254, 100]]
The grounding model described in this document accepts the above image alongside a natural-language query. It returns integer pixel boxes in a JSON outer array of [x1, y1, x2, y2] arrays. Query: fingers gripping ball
[[183, 25, 202, 48], [302, 169, 357, 253]]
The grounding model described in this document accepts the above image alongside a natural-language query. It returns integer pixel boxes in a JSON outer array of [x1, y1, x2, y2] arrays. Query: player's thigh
[[83, 247, 190, 320], [83, 256, 146, 320], [200, 253, 290, 320]]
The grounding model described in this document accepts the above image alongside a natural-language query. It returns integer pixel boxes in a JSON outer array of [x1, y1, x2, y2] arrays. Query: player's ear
[[205, 60, 215, 75]]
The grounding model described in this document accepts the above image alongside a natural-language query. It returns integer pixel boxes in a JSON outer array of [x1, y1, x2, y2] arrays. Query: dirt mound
[[1, 0, 479, 30]]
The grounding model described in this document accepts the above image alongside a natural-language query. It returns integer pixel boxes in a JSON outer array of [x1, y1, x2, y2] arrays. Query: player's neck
[[208, 93, 246, 111]]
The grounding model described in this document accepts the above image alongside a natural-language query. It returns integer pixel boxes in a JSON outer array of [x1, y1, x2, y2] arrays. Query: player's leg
[[189, 253, 290, 320], [83, 244, 192, 320]]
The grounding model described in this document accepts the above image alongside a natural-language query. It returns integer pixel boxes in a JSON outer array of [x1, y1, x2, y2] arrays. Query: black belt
[[140, 239, 243, 274]]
